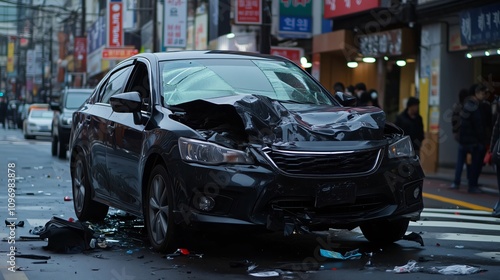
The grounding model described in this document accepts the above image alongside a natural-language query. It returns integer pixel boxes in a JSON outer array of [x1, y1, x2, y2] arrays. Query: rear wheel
[[51, 136, 58, 156], [360, 219, 409, 244], [58, 140, 66, 159], [71, 153, 108, 221], [145, 165, 179, 252]]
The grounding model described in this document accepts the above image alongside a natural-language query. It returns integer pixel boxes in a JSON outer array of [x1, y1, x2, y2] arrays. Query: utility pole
[[260, 0, 272, 54], [152, 0, 158, 52], [81, 0, 86, 36], [48, 25, 53, 100]]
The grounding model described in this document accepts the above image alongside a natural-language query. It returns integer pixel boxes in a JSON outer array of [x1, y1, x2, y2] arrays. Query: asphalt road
[[0, 128, 499, 280]]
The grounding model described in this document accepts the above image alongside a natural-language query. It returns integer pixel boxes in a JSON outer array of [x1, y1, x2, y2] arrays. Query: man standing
[[395, 97, 425, 156], [0, 98, 7, 129], [459, 85, 490, 193]]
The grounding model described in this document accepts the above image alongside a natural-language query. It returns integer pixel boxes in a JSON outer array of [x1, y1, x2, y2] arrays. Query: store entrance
[[384, 62, 401, 122]]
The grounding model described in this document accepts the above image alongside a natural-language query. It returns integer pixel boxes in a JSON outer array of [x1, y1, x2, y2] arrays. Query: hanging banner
[[107, 0, 124, 48], [74, 37, 87, 72], [324, 0, 381, 18], [163, 0, 188, 48], [194, 13, 208, 50], [88, 16, 106, 55], [235, 0, 262, 24], [7, 41, 15, 74], [279, 0, 312, 39]]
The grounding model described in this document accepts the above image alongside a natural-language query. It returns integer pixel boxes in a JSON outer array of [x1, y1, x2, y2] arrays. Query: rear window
[[30, 110, 53, 118], [65, 91, 92, 109]]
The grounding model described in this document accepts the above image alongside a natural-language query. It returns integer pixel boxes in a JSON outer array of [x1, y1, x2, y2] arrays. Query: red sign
[[102, 48, 139, 60], [74, 37, 87, 72], [324, 0, 381, 18], [235, 0, 262, 24], [270, 47, 303, 66], [108, 1, 124, 47]]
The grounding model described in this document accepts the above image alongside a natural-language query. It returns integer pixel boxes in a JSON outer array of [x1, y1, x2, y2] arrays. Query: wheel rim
[[73, 160, 86, 213], [148, 174, 169, 245]]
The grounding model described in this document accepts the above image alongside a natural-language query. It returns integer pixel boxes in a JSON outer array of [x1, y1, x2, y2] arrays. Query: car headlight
[[388, 136, 415, 158], [62, 116, 72, 125], [178, 137, 254, 165]]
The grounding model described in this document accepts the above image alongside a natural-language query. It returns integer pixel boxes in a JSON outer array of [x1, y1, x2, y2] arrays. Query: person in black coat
[[0, 98, 7, 129], [395, 97, 424, 156]]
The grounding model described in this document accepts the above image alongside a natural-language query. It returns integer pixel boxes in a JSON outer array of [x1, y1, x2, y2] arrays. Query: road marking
[[423, 208, 492, 215], [410, 220, 500, 231], [421, 212, 500, 223], [423, 192, 492, 211], [416, 232, 500, 243]]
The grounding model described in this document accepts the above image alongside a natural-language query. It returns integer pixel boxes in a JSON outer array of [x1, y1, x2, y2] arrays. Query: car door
[[88, 64, 134, 198], [105, 59, 152, 213]]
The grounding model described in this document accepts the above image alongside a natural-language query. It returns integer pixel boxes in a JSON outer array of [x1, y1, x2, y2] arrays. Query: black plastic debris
[[402, 232, 424, 246], [30, 226, 44, 235], [37, 216, 94, 254], [16, 254, 51, 260], [5, 220, 24, 228], [166, 248, 203, 259]]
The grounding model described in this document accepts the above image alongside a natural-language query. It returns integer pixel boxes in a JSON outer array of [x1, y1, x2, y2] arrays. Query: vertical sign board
[[194, 13, 208, 50], [74, 37, 87, 73], [163, 0, 188, 48], [87, 16, 107, 77], [107, 0, 124, 48], [235, 0, 262, 24], [324, 0, 381, 18], [7, 41, 14, 74], [279, 0, 312, 39]]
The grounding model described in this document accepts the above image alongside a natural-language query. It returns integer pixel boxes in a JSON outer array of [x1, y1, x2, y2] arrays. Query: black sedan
[[69, 51, 424, 252]]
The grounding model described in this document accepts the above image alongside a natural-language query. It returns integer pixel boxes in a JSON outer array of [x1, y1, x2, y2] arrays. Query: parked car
[[23, 109, 53, 139], [17, 103, 31, 129], [69, 51, 424, 252], [51, 88, 93, 158]]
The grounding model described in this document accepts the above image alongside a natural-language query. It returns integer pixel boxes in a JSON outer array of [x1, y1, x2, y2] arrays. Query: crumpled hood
[[174, 94, 386, 145]]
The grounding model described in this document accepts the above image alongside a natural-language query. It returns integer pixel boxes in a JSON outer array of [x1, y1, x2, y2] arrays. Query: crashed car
[[69, 51, 424, 252]]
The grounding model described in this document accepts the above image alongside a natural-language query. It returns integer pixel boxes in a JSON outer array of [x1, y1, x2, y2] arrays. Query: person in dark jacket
[[490, 111, 500, 217], [395, 97, 424, 156], [459, 84, 489, 193], [0, 98, 7, 129], [450, 89, 472, 190]]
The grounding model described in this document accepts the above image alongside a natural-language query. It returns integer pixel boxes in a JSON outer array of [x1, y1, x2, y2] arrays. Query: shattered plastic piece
[[319, 248, 362, 260], [30, 226, 44, 235], [249, 271, 280, 277], [166, 248, 202, 259], [426, 265, 484, 275], [455, 245, 464, 249], [403, 232, 424, 246], [64, 196, 72, 201], [5, 220, 24, 228], [126, 249, 134, 254], [390, 260, 421, 273]]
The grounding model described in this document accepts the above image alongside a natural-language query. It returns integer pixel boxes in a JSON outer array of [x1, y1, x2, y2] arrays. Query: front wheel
[[71, 153, 108, 221], [360, 219, 409, 244], [145, 165, 178, 252]]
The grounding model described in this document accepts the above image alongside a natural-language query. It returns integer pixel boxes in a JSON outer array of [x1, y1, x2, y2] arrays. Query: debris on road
[[5, 220, 24, 228], [64, 196, 72, 201], [37, 216, 94, 254], [319, 248, 362, 260], [166, 248, 203, 259], [402, 232, 424, 246], [388, 260, 486, 275], [16, 254, 51, 260]]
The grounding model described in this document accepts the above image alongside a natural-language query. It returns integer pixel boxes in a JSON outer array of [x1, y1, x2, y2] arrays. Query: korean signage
[[460, 3, 500, 46], [163, 0, 188, 48], [279, 0, 312, 38], [358, 29, 402, 57], [324, 0, 381, 18], [195, 13, 208, 50], [7, 41, 14, 73], [271, 47, 303, 65], [107, 0, 124, 48], [235, 0, 262, 24], [88, 16, 106, 54], [102, 48, 138, 60], [74, 37, 87, 72]]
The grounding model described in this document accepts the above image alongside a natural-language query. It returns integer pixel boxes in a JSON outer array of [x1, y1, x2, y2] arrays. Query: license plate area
[[315, 182, 356, 207]]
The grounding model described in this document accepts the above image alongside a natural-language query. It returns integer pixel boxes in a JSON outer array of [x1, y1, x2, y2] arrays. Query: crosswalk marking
[[415, 232, 500, 243], [421, 212, 500, 223]]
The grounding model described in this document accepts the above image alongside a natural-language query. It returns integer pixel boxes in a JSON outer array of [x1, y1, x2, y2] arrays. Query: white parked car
[[23, 109, 54, 139]]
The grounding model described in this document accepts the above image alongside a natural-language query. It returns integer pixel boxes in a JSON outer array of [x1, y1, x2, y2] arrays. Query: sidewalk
[[424, 166, 499, 195]]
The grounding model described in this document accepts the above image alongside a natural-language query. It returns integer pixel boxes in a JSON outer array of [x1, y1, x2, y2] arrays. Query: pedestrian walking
[[489, 109, 500, 217], [395, 97, 425, 156], [450, 88, 472, 189], [458, 84, 490, 193], [0, 98, 7, 129]]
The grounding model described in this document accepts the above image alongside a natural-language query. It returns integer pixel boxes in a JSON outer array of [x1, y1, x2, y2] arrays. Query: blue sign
[[460, 3, 500, 46], [278, 16, 312, 38], [87, 16, 106, 54]]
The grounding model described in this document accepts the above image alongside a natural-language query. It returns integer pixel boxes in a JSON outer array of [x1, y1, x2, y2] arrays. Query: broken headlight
[[388, 136, 415, 158], [178, 137, 254, 165]]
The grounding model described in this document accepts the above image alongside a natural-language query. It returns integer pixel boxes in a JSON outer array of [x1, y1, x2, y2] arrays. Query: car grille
[[264, 149, 382, 176]]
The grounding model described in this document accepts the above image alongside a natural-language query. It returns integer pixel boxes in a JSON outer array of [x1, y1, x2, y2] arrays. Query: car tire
[[145, 165, 179, 252], [58, 140, 66, 159], [51, 136, 58, 156], [71, 153, 109, 221], [360, 219, 409, 244]]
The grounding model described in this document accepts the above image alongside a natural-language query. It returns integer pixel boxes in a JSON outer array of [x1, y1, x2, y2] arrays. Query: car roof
[[136, 50, 289, 62]]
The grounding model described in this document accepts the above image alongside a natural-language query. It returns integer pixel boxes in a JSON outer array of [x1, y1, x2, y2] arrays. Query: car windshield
[[159, 58, 334, 106], [65, 92, 92, 109], [31, 110, 53, 118]]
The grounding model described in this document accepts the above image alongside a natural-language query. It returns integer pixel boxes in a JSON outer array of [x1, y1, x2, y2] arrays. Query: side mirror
[[110, 91, 143, 125]]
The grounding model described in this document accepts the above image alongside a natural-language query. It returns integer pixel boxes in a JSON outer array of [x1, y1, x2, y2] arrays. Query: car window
[[100, 66, 133, 104], [65, 92, 93, 109], [30, 110, 53, 118], [126, 62, 151, 111], [159, 59, 333, 106]]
